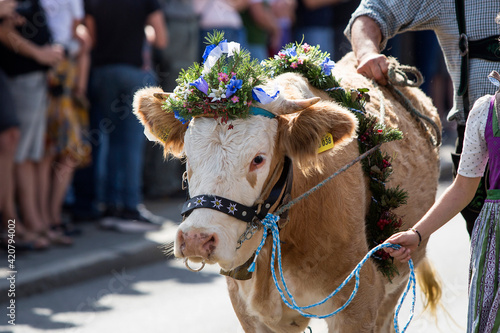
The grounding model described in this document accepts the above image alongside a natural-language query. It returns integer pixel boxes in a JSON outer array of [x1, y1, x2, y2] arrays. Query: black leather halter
[[181, 156, 293, 226]]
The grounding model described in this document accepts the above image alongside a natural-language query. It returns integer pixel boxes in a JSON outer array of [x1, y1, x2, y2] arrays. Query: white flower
[[173, 84, 188, 100], [208, 86, 226, 102]]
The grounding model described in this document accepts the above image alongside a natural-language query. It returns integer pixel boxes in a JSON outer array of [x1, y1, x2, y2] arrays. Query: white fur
[[174, 116, 278, 270]]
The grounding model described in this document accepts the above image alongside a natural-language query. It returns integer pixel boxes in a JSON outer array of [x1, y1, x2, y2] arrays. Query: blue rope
[[248, 213, 416, 333]]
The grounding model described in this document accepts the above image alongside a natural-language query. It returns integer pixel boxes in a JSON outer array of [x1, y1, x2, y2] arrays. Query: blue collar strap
[[249, 106, 276, 119]]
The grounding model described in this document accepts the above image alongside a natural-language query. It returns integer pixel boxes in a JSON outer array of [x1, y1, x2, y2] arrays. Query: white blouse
[[457, 94, 491, 178]]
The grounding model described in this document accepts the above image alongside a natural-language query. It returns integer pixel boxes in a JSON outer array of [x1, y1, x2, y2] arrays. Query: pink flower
[[231, 95, 239, 103], [218, 72, 229, 83], [290, 62, 298, 69], [278, 51, 286, 58], [302, 43, 311, 52], [298, 57, 304, 65]]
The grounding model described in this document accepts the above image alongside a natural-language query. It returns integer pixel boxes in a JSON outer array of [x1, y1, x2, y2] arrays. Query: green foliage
[[266, 41, 408, 280], [163, 31, 267, 124]]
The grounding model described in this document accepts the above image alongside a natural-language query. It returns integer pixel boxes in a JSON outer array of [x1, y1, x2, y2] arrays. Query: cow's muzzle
[[177, 230, 218, 260]]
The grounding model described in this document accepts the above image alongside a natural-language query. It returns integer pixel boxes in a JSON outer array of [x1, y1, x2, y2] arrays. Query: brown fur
[[132, 52, 442, 332], [133, 87, 188, 158]]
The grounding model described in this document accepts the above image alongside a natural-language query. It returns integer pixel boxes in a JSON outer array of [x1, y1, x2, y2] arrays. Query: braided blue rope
[[248, 213, 416, 333]]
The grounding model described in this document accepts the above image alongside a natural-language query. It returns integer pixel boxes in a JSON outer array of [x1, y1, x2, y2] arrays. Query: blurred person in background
[[241, 0, 281, 60], [0, 0, 65, 248], [195, 0, 248, 59], [294, 0, 343, 59], [0, 0, 21, 247], [39, 0, 92, 239], [84, 0, 168, 233], [144, 0, 198, 199], [271, 0, 295, 49]]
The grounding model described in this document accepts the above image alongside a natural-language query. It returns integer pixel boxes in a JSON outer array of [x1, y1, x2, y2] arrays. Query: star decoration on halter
[[160, 31, 280, 125], [227, 203, 238, 215], [212, 197, 223, 209], [195, 196, 206, 206]]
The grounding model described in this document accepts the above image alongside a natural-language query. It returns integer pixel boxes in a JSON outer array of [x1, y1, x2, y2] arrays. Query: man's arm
[[0, 23, 63, 66], [248, 1, 281, 52], [146, 10, 168, 50], [350, 15, 389, 85], [302, 0, 343, 10]]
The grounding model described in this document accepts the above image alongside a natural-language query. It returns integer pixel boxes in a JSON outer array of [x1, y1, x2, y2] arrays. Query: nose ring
[[184, 258, 206, 272]]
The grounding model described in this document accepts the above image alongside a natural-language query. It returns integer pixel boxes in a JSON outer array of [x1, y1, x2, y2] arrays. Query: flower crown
[[262, 42, 337, 89], [162, 32, 278, 124]]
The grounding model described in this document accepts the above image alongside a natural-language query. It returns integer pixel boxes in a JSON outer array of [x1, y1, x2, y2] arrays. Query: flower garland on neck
[[162, 31, 277, 125], [262, 42, 407, 280]]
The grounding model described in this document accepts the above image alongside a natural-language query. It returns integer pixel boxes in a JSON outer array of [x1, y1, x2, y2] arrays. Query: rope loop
[[250, 213, 416, 332], [387, 60, 424, 88], [385, 58, 442, 147]]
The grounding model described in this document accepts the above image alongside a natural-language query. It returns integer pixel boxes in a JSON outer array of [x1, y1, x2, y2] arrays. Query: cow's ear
[[133, 87, 188, 158], [278, 100, 358, 172]]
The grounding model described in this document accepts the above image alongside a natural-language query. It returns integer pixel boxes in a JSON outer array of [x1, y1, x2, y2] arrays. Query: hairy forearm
[[350, 16, 382, 61]]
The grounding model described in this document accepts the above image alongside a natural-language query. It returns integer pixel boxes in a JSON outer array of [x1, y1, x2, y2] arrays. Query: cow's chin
[[214, 229, 265, 271]]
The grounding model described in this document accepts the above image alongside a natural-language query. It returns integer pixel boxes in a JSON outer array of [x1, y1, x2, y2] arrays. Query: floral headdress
[[262, 42, 338, 90], [162, 31, 278, 124]]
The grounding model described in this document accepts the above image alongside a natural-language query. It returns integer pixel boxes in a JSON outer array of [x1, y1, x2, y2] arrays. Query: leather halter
[[181, 156, 294, 280], [181, 156, 293, 226]]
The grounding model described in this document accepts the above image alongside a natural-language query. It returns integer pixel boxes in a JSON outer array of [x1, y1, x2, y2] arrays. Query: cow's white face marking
[[174, 116, 278, 271]]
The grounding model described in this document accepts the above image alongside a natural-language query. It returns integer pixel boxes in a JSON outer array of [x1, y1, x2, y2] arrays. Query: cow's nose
[[177, 231, 218, 259]]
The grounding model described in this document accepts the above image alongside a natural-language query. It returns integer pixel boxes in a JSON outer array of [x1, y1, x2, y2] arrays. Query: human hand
[[383, 229, 420, 263], [0, 0, 16, 18], [34, 44, 64, 67], [356, 52, 389, 85]]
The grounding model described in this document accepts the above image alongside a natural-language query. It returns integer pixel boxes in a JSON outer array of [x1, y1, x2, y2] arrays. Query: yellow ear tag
[[318, 133, 335, 153]]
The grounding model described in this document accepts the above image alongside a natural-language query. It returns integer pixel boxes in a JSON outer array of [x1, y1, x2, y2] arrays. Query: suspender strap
[[455, 0, 470, 117]]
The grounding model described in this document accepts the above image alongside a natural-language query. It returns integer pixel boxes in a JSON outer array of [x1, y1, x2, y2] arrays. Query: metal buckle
[[182, 171, 188, 190], [459, 33, 469, 57]]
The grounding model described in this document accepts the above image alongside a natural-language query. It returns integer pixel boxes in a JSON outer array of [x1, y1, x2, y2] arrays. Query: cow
[[133, 51, 442, 333]]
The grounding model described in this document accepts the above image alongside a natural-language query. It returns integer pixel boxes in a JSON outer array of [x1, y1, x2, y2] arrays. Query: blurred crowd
[[0, 0, 452, 252]]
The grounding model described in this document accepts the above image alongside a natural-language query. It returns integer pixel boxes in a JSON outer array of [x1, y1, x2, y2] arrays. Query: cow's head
[[134, 73, 358, 272]]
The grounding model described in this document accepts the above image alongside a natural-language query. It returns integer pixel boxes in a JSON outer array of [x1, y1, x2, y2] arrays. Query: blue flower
[[284, 45, 297, 57], [173, 110, 189, 124], [321, 56, 335, 76], [189, 76, 209, 95], [225, 75, 243, 98]]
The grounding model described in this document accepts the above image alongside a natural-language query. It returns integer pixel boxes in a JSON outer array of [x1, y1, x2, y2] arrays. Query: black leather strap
[[181, 194, 259, 223], [181, 157, 293, 225], [455, 0, 470, 116], [469, 36, 500, 61]]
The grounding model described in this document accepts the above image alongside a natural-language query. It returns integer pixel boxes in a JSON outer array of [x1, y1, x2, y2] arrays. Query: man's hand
[[34, 44, 64, 67], [350, 16, 390, 85], [356, 52, 389, 85]]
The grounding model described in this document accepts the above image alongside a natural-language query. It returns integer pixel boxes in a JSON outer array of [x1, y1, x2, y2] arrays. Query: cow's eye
[[250, 155, 265, 171], [253, 155, 264, 164]]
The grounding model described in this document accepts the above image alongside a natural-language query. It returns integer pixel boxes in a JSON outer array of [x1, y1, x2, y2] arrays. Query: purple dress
[[468, 95, 500, 332]]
